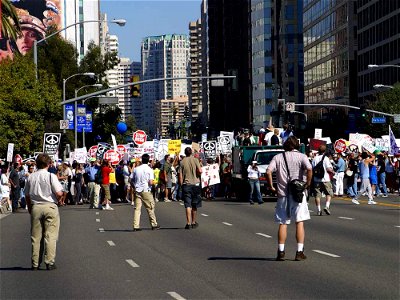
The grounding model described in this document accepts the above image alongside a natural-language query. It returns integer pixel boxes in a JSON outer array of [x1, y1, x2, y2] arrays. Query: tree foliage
[[0, 0, 21, 40], [0, 55, 61, 157]]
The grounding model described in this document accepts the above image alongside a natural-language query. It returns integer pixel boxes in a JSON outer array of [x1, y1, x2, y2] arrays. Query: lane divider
[[312, 250, 340, 258], [96, 219, 100, 222], [395, 226, 400, 228], [338, 217, 355, 220], [167, 292, 186, 300], [126, 259, 139, 268], [107, 241, 115, 246], [256, 233, 272, 238], [222, 222, 233, 226], [98, 228, 105, 233], [96, 212, 99, 215], [201, 213, 209, 217]]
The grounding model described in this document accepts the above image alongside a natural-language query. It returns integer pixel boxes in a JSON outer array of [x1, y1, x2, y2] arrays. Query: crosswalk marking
[[312, 250, 340, 258], [338, 217, 354, 220], [126, 259, 139, 268], [222, 222, 233, 226], [107, 241, 115, 246], [256, 233, 272, 238], [167, 292, 186, 300]]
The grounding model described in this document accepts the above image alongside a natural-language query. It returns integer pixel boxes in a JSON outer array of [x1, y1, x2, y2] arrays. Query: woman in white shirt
[[0, 166, 11, 211], [247, 161, 264, 205]]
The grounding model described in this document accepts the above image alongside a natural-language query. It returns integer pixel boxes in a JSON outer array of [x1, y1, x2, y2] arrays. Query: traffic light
[[277, 99, 285, 114], [360, 105, 367, 118], [130, 75, 140, 98]]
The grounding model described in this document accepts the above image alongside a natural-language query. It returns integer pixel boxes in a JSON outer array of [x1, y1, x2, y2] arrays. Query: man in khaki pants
[[25, 154, 63, 270], [131, 154, 160, 231]]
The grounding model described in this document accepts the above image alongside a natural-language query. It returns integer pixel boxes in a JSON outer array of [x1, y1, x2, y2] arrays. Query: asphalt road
[[1, 194, 399, 300]]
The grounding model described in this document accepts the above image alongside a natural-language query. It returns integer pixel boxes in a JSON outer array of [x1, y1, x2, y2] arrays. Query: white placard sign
[[201, 163, 221, 188], [7, 143, 14, 162], [217, 135, 232, 154], [314, 129, 322, 139], [362, 140, 376, 153], [74, 147, 88, 163]]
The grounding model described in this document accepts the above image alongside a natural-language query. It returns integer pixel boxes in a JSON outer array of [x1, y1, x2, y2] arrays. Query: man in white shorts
[[266, 136, 313, 261]]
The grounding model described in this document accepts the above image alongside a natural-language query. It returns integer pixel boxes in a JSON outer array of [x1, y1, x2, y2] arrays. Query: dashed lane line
[[222, 222, 233, 226], [395, 226, 400, 228], [126, 259, 140, 268], [201, 213, 209, 217], [96, 219, 100, 222], [312, 250, 340, 258], [167, 292, 186, 300], [256, 233, 272, 238], [96, 212, 99, 215], [98, 228, 105, 233], [107, 240, 116, 246], [338, 217, 355, 220]]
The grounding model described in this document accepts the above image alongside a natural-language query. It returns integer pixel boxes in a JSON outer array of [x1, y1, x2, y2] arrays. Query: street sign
[[394, 114, 400, 124], [371, 117, 386, 124], [133, 130, 147, 146], [286, 102, 295, 112], [60, 120, 69, 130]]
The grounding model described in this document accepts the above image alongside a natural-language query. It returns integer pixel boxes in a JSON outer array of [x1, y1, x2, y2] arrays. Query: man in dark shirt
[[9, 163, 21, 212], [271, 129, 280, 145], [376, 154, 388, 197]]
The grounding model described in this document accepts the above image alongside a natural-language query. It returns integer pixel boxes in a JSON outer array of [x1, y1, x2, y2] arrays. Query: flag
[[389, 125, 399, 155]]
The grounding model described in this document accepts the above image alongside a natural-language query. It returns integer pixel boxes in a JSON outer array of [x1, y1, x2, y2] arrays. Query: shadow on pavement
[[0, 267, 32, 271], [208, 257, 276, 261]]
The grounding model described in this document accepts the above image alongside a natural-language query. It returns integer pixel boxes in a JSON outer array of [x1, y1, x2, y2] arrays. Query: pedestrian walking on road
[[131, 154, 160, 231], [179, 147, 202, 229], [85, 158, 101, 209], [247, 161, 263, 205], [266, 136, 312, 261], [25, 154, 63, 270], [352, 152, 376, 205], [100, 160, 114, 210]]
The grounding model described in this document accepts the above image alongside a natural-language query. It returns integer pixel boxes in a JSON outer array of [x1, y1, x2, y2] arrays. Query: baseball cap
[[252, 161, 258, 164], [89, 157, 96, 162]]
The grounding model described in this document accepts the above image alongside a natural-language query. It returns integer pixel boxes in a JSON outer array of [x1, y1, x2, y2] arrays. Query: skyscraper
[[140, 34, 190, 136], [189, 19, 203, 124]]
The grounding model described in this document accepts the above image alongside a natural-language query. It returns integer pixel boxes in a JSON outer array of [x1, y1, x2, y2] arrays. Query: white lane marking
[[98, 228, 105, 233], [201, 213, 209, 217], [107, 241, 115, 246], [338, 217, 354, 220], [395, 226, 400, 228], [256, 233, 272, 238], [96, 212, 99, 215], [167, 292, 186, 300], [125, 259, 139, 268], [96, 219, 100, 222], [222, 222, 233, 226], [312, 250, 340, 258]]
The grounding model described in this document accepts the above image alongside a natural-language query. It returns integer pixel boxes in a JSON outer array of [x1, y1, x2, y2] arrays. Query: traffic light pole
[[293, 103, 395, 117]]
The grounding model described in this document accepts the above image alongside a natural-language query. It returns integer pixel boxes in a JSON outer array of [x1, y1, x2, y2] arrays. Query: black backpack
[[313, 154, 326, 179]]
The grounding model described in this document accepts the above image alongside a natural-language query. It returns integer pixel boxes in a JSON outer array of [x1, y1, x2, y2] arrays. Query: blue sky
[[100, 0, 202, 62]]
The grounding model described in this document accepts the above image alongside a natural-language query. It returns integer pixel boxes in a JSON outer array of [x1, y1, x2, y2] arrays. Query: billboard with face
[[0, 0, 63, 62]]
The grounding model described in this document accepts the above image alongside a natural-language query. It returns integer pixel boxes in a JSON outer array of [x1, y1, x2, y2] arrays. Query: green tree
[[0, 0, 20, 40], [366, 83, 400, 136], [0, 55, 61, 156]]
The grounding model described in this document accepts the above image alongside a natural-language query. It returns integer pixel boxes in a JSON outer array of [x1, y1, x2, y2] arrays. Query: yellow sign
[[168, 140, 182, 154]]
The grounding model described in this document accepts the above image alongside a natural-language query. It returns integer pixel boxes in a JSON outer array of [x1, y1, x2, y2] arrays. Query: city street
[[1, 195, 399, 299]]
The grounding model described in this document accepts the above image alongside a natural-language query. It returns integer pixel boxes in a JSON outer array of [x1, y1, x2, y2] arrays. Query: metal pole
[[34, 40, 38, 79], [74, 90, 78, 150], [62, 79, 66, 161]]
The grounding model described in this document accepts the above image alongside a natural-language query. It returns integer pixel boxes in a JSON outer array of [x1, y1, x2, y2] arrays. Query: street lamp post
[[373, 84, 394, 90], [368, 64, 400, 69], [74, 84, 102, 149], [34, 19, 126, 79]]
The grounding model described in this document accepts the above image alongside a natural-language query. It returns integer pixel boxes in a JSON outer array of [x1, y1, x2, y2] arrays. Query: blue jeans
[[376, 172, 388, 195], [249, 179, 262, 203], [347, 173, 358, 197]]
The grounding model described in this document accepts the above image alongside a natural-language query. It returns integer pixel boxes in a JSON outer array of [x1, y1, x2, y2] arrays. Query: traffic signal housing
[[130, 75, 140, 98], [277, 99, 285, 114]]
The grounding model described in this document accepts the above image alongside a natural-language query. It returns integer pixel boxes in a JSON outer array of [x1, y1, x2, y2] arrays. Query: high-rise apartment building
[[207, 0, 252, 134], [140, 34, 190, 136], [357, 0, 400, 104], [200, 0, 210, 129], [189, 19, 203, 124], [156, 96, 189, 138], [63, 0, 100, 60], [303, 0, 358, 122]]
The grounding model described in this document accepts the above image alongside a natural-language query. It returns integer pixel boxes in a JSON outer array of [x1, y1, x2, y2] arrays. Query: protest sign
[[201, 163, 221, 188], [168, 140, 182, 154]]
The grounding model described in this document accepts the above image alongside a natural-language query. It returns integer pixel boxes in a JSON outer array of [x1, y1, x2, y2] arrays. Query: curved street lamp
[[34, 19, 126, 79], [373, 84, 394, 90], [368, 64, 400, 69]]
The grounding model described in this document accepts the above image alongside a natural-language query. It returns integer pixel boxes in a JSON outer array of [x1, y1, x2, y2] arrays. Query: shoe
[[164, 198, 171, 202], [152, 225, 161, 230], [317, 210, 322, 216], [368, 200, 377, 205], [191, 222, 199, 229], [31, 266, 38, 271], [132, 228, 142, 232], [46, 264, 57, 270], [105, 205, 114, 210], [295, 251, 307, 261], [250, 201, 255, 205], [185, 224, 191, 230], [276, 250, 285, 261], [258, 201, 264, 205], [324, 207, 331, 215], [351, 199, 360, 205], [382, 194, 388, 198]]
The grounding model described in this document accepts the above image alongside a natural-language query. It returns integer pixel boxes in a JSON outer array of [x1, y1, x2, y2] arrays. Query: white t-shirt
[[264, 131, 274, 145], [24, 169, 63, 204], [312, 154, 333, 183], [132, 164, 154, 192]]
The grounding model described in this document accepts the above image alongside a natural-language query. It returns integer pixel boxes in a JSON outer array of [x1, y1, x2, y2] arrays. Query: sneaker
[[276, 250, 285, 261], [164, 198, 171, 202], [184, 224, 191, 230], [351, 199, 360, 205], [295, 251, 307, 261], [368, 200, 377, 205], [152, 225, 161, 230], [105, 205, 114, 210], [132, 228, 142, 232], [250, 201, 255, 205], [46, 264, 57, 270], [258, 201, 264, 205], [382, 194, 388, 198], [317, 210, 322, 216], [191, 222, 199, 229], [324, 207, 331, 215]]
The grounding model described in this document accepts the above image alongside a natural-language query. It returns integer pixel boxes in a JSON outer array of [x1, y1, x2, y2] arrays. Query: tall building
[[63, 0, 100, 60], [141, 34, 190, 136], [189, 19, 203, 124], [104, 34, 119, 94], [357, 0, 400, 104], [200, 0, 210, 128], [99, 13, 109, 55], [303, 0, 358, 123], [156, 96, 189, 138], [207, 0, 252, 134]]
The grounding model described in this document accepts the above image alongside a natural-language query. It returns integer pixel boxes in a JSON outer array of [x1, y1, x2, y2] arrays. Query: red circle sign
[[334, 139, 347, 153], [117, 144, 127, 156], [88, 145, 98, 157], [103, 149, 120, 165], [133, 130, 147, 146]]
